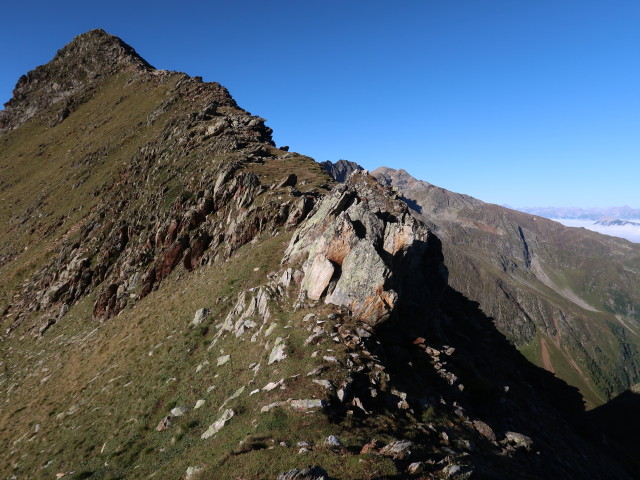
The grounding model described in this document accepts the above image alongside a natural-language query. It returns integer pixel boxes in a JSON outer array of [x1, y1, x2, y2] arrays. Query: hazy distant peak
[[517, 206, 640, 221]]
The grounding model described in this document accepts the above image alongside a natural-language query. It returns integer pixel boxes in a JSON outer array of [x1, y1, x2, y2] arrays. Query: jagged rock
[[201, 409, 234, 439], [504, 431, 533, 451], [472, 420, 496, 442], [276, 466, 328, 480], [268, 338, 287, 364], [284, 172, 445, 326], [222, 288, 271, 338], [301, 255, 334, 300], [380, 440, 414, 459]]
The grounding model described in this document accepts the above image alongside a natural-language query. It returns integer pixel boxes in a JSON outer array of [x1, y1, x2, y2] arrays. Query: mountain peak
[[54, 29, 153, 71], [0, 29, 152, 133]]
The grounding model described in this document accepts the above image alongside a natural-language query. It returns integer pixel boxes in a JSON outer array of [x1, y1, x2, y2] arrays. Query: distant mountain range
[[515, 206, 640, 221]]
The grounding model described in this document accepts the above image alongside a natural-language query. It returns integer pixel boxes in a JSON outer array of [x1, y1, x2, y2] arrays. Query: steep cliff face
[[0, 31, 637, 480], [373, 167, 640, 406]]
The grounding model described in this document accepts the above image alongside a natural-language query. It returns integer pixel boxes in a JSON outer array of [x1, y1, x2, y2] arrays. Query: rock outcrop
[[320, 159, 363, 182], [284, 171, 445, 326]]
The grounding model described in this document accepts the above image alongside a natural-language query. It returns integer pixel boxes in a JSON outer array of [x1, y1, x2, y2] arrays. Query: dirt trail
[[540, 337, 555, 373]]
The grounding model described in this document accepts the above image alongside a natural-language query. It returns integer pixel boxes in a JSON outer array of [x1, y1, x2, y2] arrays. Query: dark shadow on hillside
[[587, 390, 640, 475], [370, 269, 637, 479]]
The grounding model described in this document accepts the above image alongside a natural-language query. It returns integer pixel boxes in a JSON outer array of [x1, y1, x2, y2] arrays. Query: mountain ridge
[[1, 30, 638, 479], [372, 166, 640, 407]]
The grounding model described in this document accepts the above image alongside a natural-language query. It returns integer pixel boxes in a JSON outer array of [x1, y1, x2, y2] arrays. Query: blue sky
[[1, 1, 638, 207]]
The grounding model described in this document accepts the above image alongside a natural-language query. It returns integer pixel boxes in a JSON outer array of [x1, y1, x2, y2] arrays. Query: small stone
[[360, 439, 381, 455], [170, 406, 189, 417], [276, 466, 329, 480], [289, 399, 325, 411], [264, 323, 277, 337], [312, 379, 333, 391], [263, 379, 284, 391], [201, 409, 234, 439], [216, 354, 231, 366], [505, 431, 533, 450], [191, 308, 209, 327], [196, 360, 209, 373], [261, 401, 286, 412], [156, 416, 171, 431], [194, 400, 206, 410], [407, 462, 424, 475], [185, 465, 203, 478], [324, 435, 344, 448], [380, 440, 414, 459]]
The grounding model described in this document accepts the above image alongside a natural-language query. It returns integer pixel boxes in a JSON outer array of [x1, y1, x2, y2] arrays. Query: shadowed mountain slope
[[373, 167, 640, 407], [0, 30, 637, 479]]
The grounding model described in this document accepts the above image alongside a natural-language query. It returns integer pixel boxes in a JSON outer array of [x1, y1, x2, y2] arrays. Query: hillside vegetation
[[0, 30, 637, 479]]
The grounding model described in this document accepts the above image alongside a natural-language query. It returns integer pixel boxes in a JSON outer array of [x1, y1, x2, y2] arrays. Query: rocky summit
[[1, 30, 638, 479]]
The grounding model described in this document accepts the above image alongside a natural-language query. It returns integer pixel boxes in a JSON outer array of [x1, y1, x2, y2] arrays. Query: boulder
[[191, 308, 209, 327], [284, 172, 445, 327]]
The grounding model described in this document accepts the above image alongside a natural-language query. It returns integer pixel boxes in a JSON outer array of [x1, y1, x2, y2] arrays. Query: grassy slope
[[0, 70, 402, 479], [0, 73, 178, 315]]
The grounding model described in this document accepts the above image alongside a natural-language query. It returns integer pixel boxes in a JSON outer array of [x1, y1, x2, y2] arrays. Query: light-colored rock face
[[284, 171, 445, 327]]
